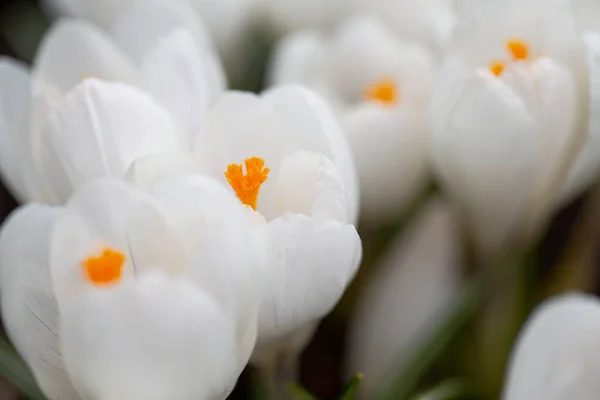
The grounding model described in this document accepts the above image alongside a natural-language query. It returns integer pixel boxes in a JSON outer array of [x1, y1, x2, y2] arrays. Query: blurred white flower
[[429, 0, 588, 254], [345, 199, 462, 398], [0, 175, 259, 400], [558, 0, 600, 203], [0, 2, 224, 204], [502, 293, 600, 400], [193, 84, 362, 361], [356, 0, 456, 55], [269, 16, 435, 225]]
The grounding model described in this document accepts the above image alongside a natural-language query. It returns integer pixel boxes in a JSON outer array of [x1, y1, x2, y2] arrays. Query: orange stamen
[[82, 248, 125, 286], [225, 157, 269, 210], [490, 61, 506, 77], [507, 39, 529, 61], [365, 78, 399, 106]]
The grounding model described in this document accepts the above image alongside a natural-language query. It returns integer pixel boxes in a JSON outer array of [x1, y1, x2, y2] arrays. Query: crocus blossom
[[193, 84, 362, 360], [0, 175, 259, 400], [502, 293, 600, 400], [269, 16, 435, 224], [0, 1, 224, 204], [345, 199, 462, 397], [429, 0, 588, 254]]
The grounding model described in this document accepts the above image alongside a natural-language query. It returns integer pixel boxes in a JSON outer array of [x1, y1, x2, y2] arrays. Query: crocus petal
[[36, 79, 183, 204], [32, 20, 135, 94], [276, 151, 347, 222], [345, 200, 462, 397], [124, 152, 199, 191], [61, 272, 239, 400], [502, 293, 600, 400], [0, 204, 81, 400], [40, 0, 137, 30], [560, 32, 600, 204], [344, 104, 428, 224], [430, 68, 537, 254], [267, 30, 326, 87], [255, 213, 361, 343], [0, 58, 35, 202], [138, 28, 210, 148]]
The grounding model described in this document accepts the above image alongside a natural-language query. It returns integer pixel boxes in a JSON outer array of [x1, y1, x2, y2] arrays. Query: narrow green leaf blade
[[339, 373, 363, 400], [288, 382, 318, 400]]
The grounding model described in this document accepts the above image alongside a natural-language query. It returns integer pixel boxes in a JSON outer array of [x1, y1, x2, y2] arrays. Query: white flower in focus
[[0, 175, 259, 400], [193, 85, 362, 360], [0, 2, 224, 204], [345, 199, 462, 398], [502, 293, 600, 400], [269, 16, 435, 224], [356, 0, 456, 55], [429, 0, 587, 254]]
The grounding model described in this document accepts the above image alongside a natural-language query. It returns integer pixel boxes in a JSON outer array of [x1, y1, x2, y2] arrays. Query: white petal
[[345, 200, 462, 397], [430, 68, 537, 254], [61, 273, 240, 400], [560, 32, 600, 204], [276, 151, 347, 222], [36, 79, 183, 203], [267, 30, 326, 87], [0, 204, 81, 400], [138, 28, 211, 148], [502, 293, 600, 400], [124, 152, 199, 191], [0, 58, 35, 202], [263, 0, 355, 34], [263, 85, 360, 223], [344, 104, 428, 225], [32, 20, 134, 94], [41, 0, 137, 30], [255, 214, 361, 344]]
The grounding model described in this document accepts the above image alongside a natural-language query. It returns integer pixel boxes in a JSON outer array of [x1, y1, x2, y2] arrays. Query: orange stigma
[[365, 78, 399, 106], [82, 248, 125, 286], [225, 157, 269, 210], [507, 39, 529, 61], [490, 61, 506, 77]]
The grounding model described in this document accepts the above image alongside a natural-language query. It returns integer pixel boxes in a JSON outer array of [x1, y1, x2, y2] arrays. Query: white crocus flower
[[429, 0, 588, 255], [0, 1, 224, 204], [356, 0, 456, 55], [558, 0, 600, 203], [345, 199, 462, 398], [269, 16, 435, 224], [0, 175, 259, 400], [192, 84, 362, 364], [502, 293, 600, 400]]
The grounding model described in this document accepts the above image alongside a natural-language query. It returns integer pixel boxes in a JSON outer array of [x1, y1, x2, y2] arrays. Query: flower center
[[489, 38, 530, 77], [82, 247, 125, 286], [364, 78, 399, 106], [225, 157, 269, 210]]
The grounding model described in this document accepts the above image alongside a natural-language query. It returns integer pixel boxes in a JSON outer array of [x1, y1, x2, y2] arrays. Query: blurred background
[[0, 0, 599, 399]]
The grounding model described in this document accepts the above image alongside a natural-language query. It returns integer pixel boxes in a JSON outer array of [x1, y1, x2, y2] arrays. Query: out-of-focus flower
[[0, 2, 223, 204], [193, 84, 362, 361], [269, 16, 435, 225], [502, 293, 600, 399], [345, 199, 462, 398], [429, 0, 588, 254], [356, 0, 456, 55], [0, 175, 259, 400], [558, 0, 600, 203]]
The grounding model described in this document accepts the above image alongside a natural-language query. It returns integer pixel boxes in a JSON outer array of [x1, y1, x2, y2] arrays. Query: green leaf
[[0, 337, 46, 400], [375, 277, 484, 400], [288, 382, 318, 400], [410, 379, 468, 400], [338, 373, 363, 400]]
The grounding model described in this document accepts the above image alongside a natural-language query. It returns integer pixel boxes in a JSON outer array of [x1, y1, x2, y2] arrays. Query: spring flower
[[193, 84, 362, 362], [502, 293, 600, 400], [0, 175, 259, 400], [345, 199, 462, 397], [429, 0, 588, 254], [356, 0, 456, 54], [0, 1, 223, 204], [269, 16, 435, 224]]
